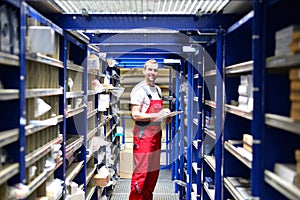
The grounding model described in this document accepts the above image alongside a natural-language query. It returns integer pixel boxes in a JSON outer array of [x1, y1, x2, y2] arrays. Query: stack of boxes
[[274, 25, 300, 56], [238, 75, 253, 112], [288, 25, 300, 121], [289, 68, 300, 121], [289, 26, 300, 53]]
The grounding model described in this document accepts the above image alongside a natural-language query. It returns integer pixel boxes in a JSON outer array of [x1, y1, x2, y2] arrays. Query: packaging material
[[8, 183, 30, 199], [65, 189, 85, 200], [111, 87, 125, 98], [243, 134, 253, 153], [46, 179, 63, 200], [9, 7, 19, 55], [28, 26, 55, 55], [91, 79, 102, 92], [88, 54, 100, 70], [34, 98, 52, 118], [274, 163, 297, 185], [68, 182, 78, 195], [205, 113, 215, 130], [0, 4, 11, 53], [238, 75, 253, 112], [119, 148, 134, 179], [226, 177, 250, 187]]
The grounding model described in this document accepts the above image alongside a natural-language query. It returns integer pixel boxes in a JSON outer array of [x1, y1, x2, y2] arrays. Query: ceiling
[[25, 0, 253, 67], [27, 0, 252, 15], [52, 0, 230, 15]]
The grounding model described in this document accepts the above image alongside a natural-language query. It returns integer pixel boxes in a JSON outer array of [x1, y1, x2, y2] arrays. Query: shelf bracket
[[253, 139, 261, 144], [252, 87, 260, 92]]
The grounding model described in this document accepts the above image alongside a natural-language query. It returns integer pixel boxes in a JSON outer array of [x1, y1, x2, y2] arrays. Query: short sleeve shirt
[[130, 80, 162, 113]]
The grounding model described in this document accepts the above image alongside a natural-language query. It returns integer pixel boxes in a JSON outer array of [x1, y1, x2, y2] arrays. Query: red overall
[[129, 98, 163, 200]]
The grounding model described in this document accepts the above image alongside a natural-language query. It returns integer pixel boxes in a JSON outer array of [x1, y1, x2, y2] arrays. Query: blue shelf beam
[[65, 33, 88, 50], [23, 2, 63, 35], [226, 10, 254, 34], [98, 45, 185, 54], [87, 33, 190, 44], [50, 14, 239, 31]]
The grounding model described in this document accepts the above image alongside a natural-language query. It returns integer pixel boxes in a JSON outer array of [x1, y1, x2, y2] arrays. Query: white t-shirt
[[130, 80, 162, 113]]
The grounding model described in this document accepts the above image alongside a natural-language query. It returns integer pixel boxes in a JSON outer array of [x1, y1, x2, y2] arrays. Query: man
[[129, 59, 171, 200]]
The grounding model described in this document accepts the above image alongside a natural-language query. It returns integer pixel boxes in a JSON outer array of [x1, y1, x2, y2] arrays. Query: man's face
[[144, 64, 159, 83]]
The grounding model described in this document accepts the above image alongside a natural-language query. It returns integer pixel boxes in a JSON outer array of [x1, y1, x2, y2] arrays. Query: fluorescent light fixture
[[163, 59, 181, 64], [83, 28, 179, 34], [183, 46, 196, 52]]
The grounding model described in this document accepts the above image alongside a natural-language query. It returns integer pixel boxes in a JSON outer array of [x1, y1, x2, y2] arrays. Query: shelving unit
[[0, 1, 120, 199], [261, 1, 300, 199]]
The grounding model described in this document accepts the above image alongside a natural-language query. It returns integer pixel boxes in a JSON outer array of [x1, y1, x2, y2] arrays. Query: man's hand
[[152, 108, 172, 122]]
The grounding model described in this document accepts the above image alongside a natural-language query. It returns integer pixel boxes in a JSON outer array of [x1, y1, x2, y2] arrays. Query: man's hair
[[144, 59, 158, 69]]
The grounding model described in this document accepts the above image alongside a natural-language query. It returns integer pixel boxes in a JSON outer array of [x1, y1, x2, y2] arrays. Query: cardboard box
[[289, 39, 300, 53], [243, 143, 253, 153], [291, 81, 300, 91], [290, 90, 300, 101], [289, 69, 300, 81], [119, 148, 134, 179], [243, 134, 253, 146], [291, 109, 300, 121], [94, 171, 110, 187], [295, 149, 300, 162]]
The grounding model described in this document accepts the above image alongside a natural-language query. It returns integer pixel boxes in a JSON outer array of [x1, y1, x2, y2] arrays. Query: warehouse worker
[[129, 59, 171, 200]]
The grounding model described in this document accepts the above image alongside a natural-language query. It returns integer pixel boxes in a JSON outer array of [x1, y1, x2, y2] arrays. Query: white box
[[88, 54, 100, 70], [66, 190, 85, 200], [28, 26, 55, 55], [274, 163, 297, 185]]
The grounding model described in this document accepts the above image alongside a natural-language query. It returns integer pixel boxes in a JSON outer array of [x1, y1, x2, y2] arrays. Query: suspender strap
[[156, 86, 162, 99], [142, 86, 161, 100], [142, 86, 152, 100]]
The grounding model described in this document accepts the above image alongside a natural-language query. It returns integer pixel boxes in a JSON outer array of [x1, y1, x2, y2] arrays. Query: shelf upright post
[[58, 32, 68, 199], [82, 44, 88, 194], [108, 66, 113, 142], [19, 1, 27, 185], [251, 0, 266, 198], [186, 54, 194, 200], [165, 66, 173, 169], [173, 63, 180, 193], [121, 115, 125, 144], [179, 61, 185, 200], [215, 28, 225, 200], [196, 47, 203, 200]]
